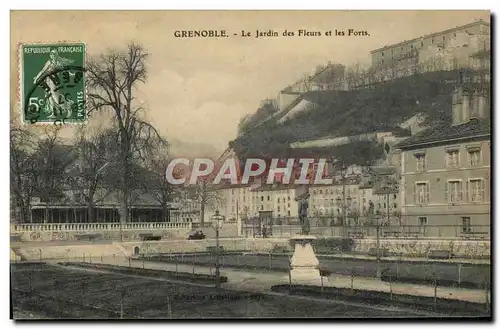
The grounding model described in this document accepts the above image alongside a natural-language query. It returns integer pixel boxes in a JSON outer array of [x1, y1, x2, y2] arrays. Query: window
[[446, 149, 460, 168], [288, 203, 290, 208], [461, 217, 471, 233], [287, 196, 291, 201], [267, 196, 270, 201], [446, 180, 463, 203], [261, 196, 264, 202], [277, 206, 280, 212], [415, 182, 430, 204], [421, 41, 424, 47], [319, 190, 323, 194], [260, 205, 264, 210], [393, 203, 397, 209], [393, 194, 397, 199], [277, 198, 280, 204], [469, 179, 485, 202], [415, 153, 427, 172], [418, 217, 427, 225], [468, 149, 481, 166], [287, 210, 291, 216]]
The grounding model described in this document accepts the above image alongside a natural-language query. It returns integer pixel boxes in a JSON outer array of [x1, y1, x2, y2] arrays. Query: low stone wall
[[116, 237, 491, 259], [118, 237, 288, 257], [11, 244, 126, 261], [352, 238, 491, 258], [11, 228, 191, 242], [10, 237, 491, 262]]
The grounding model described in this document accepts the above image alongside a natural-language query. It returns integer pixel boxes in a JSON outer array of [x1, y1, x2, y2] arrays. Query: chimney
[[469, 90, 480, 119], [477, 90, 488, 118], [461, 88, 470, 122], [451, 86, 463, 125]]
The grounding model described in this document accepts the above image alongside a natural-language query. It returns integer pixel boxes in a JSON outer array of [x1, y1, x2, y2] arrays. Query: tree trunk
[[200, 201, 205, 227], [44, 202, 50, 224], [162, 204, 169, 222], [87, 201, 95, 223], [119, 190, 128, 224]]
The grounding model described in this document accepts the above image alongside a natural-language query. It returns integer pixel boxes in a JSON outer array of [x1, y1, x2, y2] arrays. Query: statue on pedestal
[[296, 191, 311, 235]]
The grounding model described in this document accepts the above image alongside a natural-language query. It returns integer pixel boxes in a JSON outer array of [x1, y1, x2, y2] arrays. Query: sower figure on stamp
[[295, 189, 311, 235], [33, 49, 74, 116]]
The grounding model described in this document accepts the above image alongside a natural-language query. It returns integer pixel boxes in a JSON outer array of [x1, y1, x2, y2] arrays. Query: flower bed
[[271, 284, 489, 316]]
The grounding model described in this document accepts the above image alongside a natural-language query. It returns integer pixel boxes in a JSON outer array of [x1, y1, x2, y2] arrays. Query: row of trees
[[11, 43, 219, 226], [10, 119, 175, 224]]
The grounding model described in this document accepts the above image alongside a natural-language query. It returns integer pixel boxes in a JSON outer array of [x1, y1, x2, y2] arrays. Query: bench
[[206, 246, 225, 254], [139, 233, 162, 241], [427, 249, 453, 259], [10, 235, 22, 242], [383, 231, 402, 238], [460, 232, 489, 240], [75, 233, 102, 241]]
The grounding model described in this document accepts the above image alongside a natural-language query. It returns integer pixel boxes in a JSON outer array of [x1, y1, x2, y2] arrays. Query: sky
[[10, 10, 490, 156]]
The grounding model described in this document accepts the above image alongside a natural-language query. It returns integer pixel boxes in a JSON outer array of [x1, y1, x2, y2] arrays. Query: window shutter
[[413, 183, 417, 204], [445, 181, 449, 203], [458, 181, 463, 202], [425, 183, 430, 203], [465, 180, 469, 202]]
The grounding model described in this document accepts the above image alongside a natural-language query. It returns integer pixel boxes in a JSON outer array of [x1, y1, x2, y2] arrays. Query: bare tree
[[139, 140, 177, 221], [86, 43, 167, 223], [69, 125, 117, 222], [31, 125, 75, 223], [10, 119, 37, 223], [196, 179, 223, 227]]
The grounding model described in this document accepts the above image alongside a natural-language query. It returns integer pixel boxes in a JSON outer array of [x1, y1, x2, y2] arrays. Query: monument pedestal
[[288, 235, 323, 285]]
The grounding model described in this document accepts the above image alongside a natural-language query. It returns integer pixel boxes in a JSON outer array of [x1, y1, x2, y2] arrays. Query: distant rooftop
[[395, 118, 490, 150]]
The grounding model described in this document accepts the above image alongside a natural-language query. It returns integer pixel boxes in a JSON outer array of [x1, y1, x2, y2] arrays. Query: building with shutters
[[395, 81, 491, 237]]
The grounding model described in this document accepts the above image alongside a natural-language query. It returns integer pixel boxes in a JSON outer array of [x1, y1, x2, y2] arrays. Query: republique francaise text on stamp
[[19, 42, 87, 124]]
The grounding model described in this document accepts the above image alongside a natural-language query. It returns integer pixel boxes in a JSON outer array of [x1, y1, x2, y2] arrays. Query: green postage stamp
[[20, 42, 87, 124]]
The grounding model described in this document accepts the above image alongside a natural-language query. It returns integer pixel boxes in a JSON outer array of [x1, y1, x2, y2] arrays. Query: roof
[[254, 184, 299, 192], [395, 118, 490, 150], [370, 20, 490, 54]]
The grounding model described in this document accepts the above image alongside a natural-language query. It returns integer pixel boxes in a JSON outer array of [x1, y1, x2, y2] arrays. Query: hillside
[[233, 68, 485, 162]]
